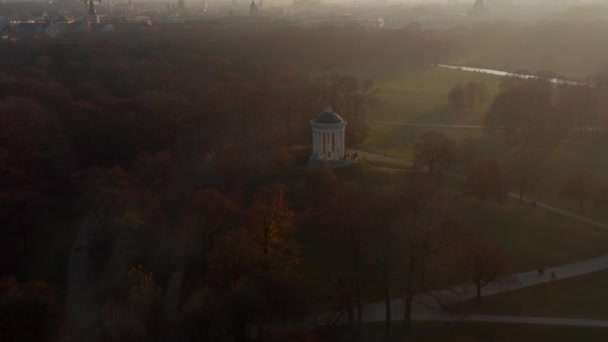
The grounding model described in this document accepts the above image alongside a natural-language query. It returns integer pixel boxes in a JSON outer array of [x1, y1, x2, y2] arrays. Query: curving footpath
[[414, 314, 608, 328], [371, 121, 482, 129]]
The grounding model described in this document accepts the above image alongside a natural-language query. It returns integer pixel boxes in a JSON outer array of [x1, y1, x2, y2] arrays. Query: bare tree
[[458, 232, 509, 301], [506, 149, 541, 201], [394, 174, 452, 333], [366, 187, 402, 340], [321, 182, 369, 338], [448, 83, 466, 110], [466, 159, 507, 203], [413, 131, 456, 173], [560, 169, 597, 212]]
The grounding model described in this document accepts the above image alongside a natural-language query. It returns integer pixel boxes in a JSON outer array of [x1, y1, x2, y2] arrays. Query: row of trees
[[448, 81, 489, 110], [413, 128, 607, 210], [483, 77, 608, 145]]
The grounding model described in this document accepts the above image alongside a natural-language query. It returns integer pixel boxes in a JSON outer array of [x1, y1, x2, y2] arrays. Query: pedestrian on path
[[537, 267, 545, 277], [551, 271, 557, 280]]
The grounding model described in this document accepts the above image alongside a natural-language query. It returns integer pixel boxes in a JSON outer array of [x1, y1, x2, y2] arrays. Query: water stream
[[435, 64, 587, 86]]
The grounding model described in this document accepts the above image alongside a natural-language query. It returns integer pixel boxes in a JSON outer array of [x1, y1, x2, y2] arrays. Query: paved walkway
[[371, 121, 482, 129], [414, 314, 608, 328], [67, 213, 101, 341], [369, 121, 601, 133]]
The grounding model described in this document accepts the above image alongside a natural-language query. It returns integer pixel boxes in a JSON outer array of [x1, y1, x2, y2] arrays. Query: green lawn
[[319, 321, 608, 341], [369, 66, 501, 124], [455, 269, 608, 321]]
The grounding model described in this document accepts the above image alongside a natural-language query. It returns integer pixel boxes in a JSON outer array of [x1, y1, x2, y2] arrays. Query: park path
[[413, 314, 608, 328], [320, 149, 608, 327], [371, 121, 482, 129], [67, 213, 101, 341], [369, 121, 600, 133]]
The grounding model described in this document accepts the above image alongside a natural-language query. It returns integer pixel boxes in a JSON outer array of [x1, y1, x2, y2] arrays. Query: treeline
[[483, 77, 608, 145]]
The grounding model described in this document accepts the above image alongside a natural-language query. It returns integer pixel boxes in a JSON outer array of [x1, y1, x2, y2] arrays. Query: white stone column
[[325, 132, 330, 159], [325, 132, 331, 159], [317, 132, 323, 158], [320, 132, 324, 159], [336, 131, 344, 159], [312, 131, 316, 157], [317, 132, 322, 157], [331, 131, 340, 159], [341, 128, 345, 159]]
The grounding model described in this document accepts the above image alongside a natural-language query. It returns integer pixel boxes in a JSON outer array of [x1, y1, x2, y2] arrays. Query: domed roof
[[314, 106, 344, 124]]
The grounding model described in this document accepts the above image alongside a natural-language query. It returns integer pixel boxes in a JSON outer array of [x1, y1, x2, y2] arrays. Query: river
[[435, 64, 588, 86]]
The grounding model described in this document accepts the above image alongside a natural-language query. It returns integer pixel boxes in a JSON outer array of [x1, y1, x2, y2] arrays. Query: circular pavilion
[[310, 106, 347, 163]]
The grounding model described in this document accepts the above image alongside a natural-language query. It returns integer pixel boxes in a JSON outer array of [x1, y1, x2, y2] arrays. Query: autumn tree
[[58, 101, 106, 167], [464, 81, 489, 108], [186, 188, 241, 277], [315, 74, 377, 145], [506, 149, 541, 201], [561, 169, 597, 212], [84, 166, 143, 277], [85, 166, 135, 230], [100, 265, 163, 341], [319, 182, 369, 338], [135, 90, 193, 151], [484, 79, 558, 144], [131, 151, 178, 227], [556, 84, 598, 137], [0, 277, 65, 341], [0, 97, 70, 256], [413, 131, 456, 173], [466, 159, 508, 203], [248, 184, 299, 272], [247, 184, 301, 338], [448, 83, 466, 110]]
